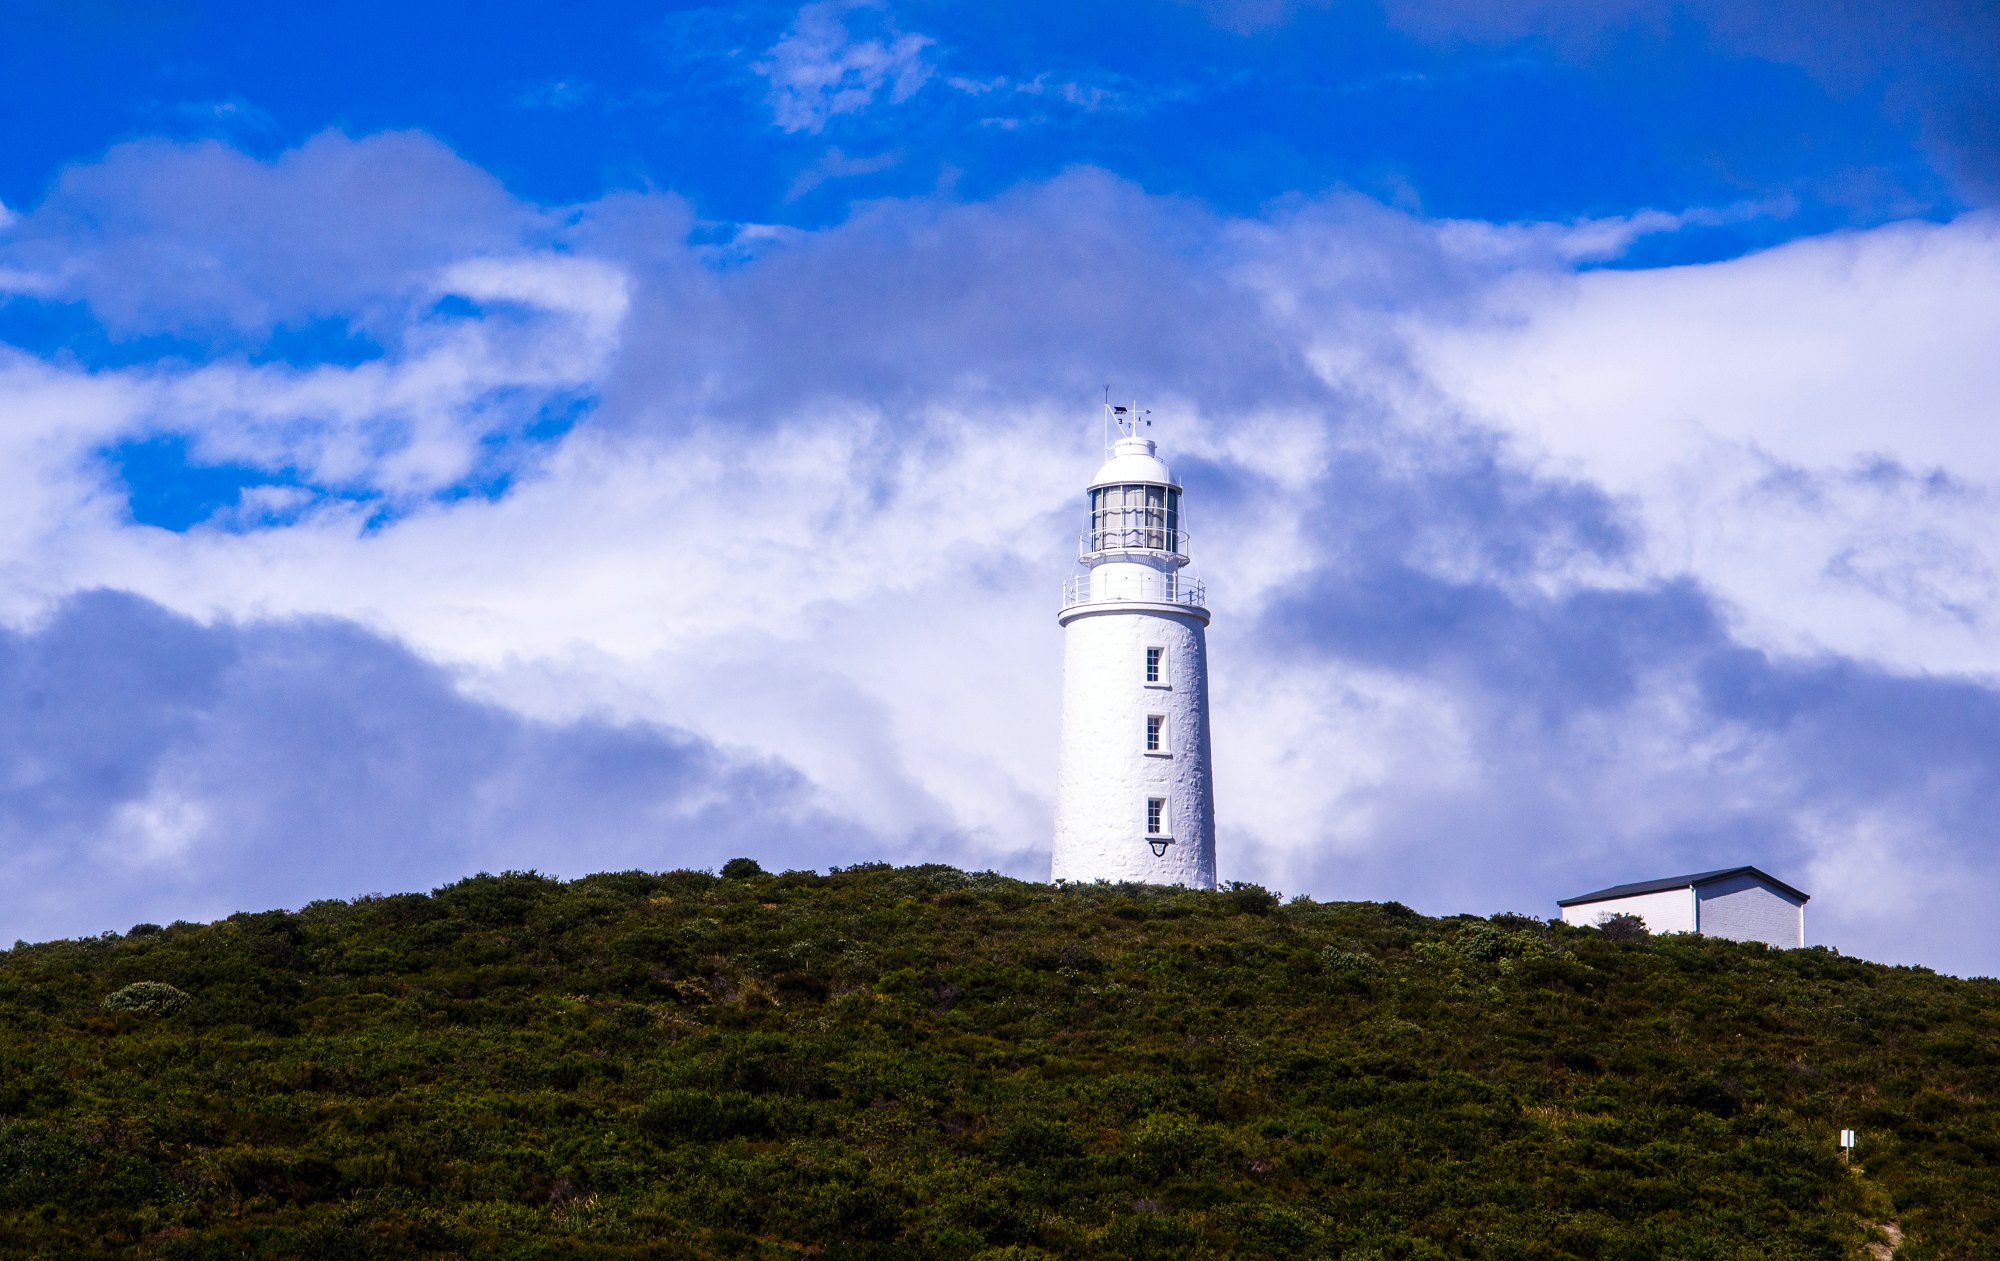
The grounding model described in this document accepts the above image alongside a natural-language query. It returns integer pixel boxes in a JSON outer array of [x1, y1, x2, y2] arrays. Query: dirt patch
[[1864, 1220, 1903, 1260]]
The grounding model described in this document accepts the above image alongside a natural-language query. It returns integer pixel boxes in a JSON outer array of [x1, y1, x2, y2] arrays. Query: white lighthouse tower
[[1052, 404, 1217, 888]]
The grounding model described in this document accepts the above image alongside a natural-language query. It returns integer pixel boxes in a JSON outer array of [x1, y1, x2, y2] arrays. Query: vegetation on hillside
[[1, 863, 1995, 1258]]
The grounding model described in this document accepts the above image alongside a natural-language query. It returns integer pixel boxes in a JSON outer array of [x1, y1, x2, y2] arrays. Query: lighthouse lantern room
[[1052, 404, 1217, 889]]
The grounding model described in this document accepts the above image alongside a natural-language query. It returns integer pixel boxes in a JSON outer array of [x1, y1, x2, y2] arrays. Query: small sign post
[[1839, 1129, 1857, 1162]]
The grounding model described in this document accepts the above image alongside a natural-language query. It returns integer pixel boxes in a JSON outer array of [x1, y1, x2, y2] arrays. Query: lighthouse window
[[1146, 798, 1167, 836], [1144, 646, 1164, 683], [1146, 714, 1167, 753], [1090, 484, 1184, 553]]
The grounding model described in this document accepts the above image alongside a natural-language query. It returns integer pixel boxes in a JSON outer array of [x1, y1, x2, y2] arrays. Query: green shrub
[[990, 1117, 1085, 1167], [637, 1090, 788, 1143], [431, 870, 561, 928], [1599, 912, 1651, 942], [1127, 1112, 1215, 1179], [1225, 883, 1280, 915], [101, 980, 190, 1016]]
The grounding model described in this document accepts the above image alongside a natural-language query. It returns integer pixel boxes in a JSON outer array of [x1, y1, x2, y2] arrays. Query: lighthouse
[[1052, 404, 1217, 888]]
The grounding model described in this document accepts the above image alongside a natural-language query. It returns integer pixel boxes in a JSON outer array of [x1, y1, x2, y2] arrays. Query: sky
[[3, 1, 1999, 974]]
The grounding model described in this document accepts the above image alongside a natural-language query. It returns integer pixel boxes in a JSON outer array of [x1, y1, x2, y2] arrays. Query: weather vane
[[1101, 386, 1152, 450]]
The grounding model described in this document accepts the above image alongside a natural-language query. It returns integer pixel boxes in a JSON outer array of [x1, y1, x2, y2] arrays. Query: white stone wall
[[1560, 887, 1697, 935], [1052, 605, 1216, 888], [1696, 875, 1805, 947]]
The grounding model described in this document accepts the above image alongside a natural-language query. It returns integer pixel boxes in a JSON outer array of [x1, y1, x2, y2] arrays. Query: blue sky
[[3, 1, 1971, 238], [4, 0, 2000, 973]]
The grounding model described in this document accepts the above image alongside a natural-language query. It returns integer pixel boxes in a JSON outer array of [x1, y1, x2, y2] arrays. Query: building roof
[[1558, 865, 1810, 907]]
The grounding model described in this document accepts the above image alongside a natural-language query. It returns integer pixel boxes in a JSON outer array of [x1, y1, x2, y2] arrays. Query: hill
[[0, 863, 1995, 1259]]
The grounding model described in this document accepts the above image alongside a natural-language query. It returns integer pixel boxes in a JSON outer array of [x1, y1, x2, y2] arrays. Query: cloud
[[0, 130, 543, 338], [1406, 212, 2000, 676], [0, 253, 624, 541], [0, 135, 635, 533], [1176, 0, 1316, 36], [0, 590, 873, 943], [941, 70, 1180, 130], [1245, 461, 2000, 976], [154, 96, 283, 141], [592, 169, 1349, 428], [756, 2, 935, 135], [513, 80, 593, 112], [784, 147, 905, 201], [5, 131, 2000, 974]]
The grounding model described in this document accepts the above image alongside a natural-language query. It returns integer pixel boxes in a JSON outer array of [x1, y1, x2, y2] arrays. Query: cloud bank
[[3, 130, 1999, 975], [0, 590, 864, 946]]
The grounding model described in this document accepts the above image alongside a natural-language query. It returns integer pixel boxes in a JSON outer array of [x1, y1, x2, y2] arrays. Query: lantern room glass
[[1088, 484, 1181, 553]]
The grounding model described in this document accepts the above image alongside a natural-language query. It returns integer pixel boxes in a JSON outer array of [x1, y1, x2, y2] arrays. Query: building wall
[[1052, 605, 1216, 888], [1696, 875, 1805, 947], [1560, 887, 1697, 935]]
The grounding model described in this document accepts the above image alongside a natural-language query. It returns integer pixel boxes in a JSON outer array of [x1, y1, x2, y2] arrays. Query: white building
[[1558, 866, 1809, 948], [1051, 408, 1217, 888]]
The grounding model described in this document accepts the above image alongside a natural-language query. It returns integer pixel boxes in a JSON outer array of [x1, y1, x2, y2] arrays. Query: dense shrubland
[[0, 863, 1994, 1258]]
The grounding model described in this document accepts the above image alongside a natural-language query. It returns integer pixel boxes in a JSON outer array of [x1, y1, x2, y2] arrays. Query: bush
[[1225, 883, 1279, 916], [431, 871, 561, 928], [990, 1117, 1085, 1167], [637, 1090, 787, 1143], [1598, 912, 1651, 943], [721, 857, 766, 880], [1127, 1113, 1214, 1179], [101, 981, 190, 1017]]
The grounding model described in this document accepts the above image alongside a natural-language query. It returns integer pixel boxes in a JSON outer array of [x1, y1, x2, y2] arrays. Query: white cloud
[[0, 591, 863, 942], [7, 134, 2000, 971], [1407, 212, 2000, 675], [1432, 199, 1794, 266], [943, 70, 1157, 126], [0, 130, 541, 337], [0, 249, 624, 550], [785, 147, 905, 200], [513, 80, 592, 112], [109, 788, 210, 866], [757, 2, 935, 134]]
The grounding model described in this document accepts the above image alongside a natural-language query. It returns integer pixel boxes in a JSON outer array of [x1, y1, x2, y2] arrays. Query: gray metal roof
[[1558, 865, 1809, 907]]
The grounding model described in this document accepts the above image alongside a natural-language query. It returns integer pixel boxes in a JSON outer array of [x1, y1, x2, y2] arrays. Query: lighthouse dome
[[1088, 436, 1177, 490]]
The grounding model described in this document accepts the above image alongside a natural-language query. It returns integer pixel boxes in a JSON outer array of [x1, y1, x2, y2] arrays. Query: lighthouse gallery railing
[[1062, 572, 1206, 611]]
